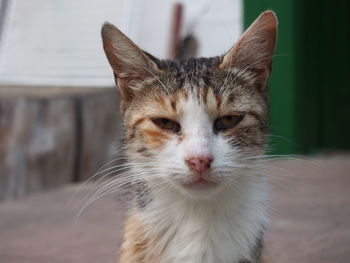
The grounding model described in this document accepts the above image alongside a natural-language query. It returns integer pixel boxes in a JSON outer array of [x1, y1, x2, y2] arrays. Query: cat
[[101, 10, 277, 263]]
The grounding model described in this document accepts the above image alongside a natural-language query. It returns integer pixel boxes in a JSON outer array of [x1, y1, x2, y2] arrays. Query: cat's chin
[[171, 178, 225, 199], [182, 178, 218, 191]]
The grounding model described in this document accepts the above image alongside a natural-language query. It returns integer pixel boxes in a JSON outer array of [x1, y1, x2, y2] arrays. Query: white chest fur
[[139, 177, 269, 263]]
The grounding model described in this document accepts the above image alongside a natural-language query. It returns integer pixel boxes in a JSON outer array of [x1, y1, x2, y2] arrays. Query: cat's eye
[[214, 115, 244, 132], [151, 118, 181, 133]]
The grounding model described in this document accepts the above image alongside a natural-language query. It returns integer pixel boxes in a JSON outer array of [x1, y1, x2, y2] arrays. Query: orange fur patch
[[141, 128, 171, 148], [118, 213, 163, 263], [155, 97, 168, 111], [259, 248, 271, 263], [170, 97, 177, 112], [181, 89, 189, 101], [204, 88, 221, 119]]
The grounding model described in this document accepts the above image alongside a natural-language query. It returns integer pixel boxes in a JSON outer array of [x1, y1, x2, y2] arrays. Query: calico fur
[[102, 10, 278, 263]]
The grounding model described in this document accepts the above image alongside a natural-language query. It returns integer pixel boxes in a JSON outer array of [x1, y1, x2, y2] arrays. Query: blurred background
[[0, 1, 349, 263]]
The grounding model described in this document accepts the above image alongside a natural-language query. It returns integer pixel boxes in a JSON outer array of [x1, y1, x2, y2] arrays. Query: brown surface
[[266, 155, 350, 263], [0, 155, 349, 263], [0, 185, 125, 263]]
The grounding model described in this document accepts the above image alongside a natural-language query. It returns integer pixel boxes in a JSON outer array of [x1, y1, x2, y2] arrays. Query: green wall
[[244, 0, 350, 154]]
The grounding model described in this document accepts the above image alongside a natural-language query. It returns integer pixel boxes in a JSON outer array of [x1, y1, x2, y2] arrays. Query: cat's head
[[102, 11, 277, 199]]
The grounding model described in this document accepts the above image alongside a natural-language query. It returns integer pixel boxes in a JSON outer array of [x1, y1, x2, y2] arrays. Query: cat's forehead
[[158, 57, 222, 73], [131, 61, 265, 118]]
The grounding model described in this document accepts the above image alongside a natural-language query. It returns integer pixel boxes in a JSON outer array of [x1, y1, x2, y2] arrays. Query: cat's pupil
[[225, 116, 232, 122]]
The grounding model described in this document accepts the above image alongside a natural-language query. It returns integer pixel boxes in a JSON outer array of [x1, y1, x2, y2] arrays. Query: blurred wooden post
[[169, 3, 183, 59], [0, 86, 121, 201], [77, 89, 122, 182]]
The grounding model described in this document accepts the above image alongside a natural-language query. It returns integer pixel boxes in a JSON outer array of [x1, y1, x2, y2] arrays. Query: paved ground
[[0, 155, 349, 263]]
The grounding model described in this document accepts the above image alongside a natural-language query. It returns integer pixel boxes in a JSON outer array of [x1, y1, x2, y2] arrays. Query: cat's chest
[[140, 190, 267, 263], [162, 214, 253, 263]]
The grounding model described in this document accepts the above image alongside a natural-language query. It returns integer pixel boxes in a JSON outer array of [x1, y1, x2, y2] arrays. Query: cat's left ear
[[220, 11, 278, 89], [101, 22, 160, 101]]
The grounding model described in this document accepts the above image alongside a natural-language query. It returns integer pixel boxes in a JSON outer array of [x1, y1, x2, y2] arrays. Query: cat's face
[[102, 11, 277, 198], [121, 63, 269, 198]]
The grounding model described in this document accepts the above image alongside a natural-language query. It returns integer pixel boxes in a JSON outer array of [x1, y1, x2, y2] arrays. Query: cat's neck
[[138, 176, 269, 263]]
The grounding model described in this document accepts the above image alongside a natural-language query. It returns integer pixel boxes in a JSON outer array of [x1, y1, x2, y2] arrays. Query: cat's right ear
[[101, 22, 159, 101]]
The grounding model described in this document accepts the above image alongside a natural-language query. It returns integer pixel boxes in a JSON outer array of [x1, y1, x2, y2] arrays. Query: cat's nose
[[185, 156, 213, 175]]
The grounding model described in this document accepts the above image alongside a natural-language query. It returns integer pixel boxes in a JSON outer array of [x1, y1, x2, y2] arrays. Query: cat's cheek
[[212, 136, 239, 167], [139, 128, 172, 150], [226, 126, 266, 149]]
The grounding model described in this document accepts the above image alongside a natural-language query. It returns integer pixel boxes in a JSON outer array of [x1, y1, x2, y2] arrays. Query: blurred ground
[[0, 155, 349, 263]]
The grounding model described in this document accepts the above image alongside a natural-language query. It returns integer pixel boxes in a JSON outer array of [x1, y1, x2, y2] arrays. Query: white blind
[[0, 0, 242, 87], [0, 0, 141, 86]]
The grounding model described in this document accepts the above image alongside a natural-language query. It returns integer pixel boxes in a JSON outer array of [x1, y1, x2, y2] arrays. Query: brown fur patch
[[132, 117, 146, 128], [118, 213, 148, 263], [127, 117, 146, 141], [137, 147, 147, 153], [259, 248, 271, 263], [170, 97, 177, 112], [118, 212, 163, 263], [202, 86, 209, 105], [156, 97, 168, 111], [215, 94, 222, 110], [182, 89, 189, 101], [204, 88, 220, 119], [141, 128, 171, 148]]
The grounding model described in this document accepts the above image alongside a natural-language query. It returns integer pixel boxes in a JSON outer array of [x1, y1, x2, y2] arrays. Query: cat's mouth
[[181, 177, 218, 191]]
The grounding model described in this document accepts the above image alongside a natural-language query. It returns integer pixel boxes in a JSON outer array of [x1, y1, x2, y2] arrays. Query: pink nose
[[185, 156, 213, 175]]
